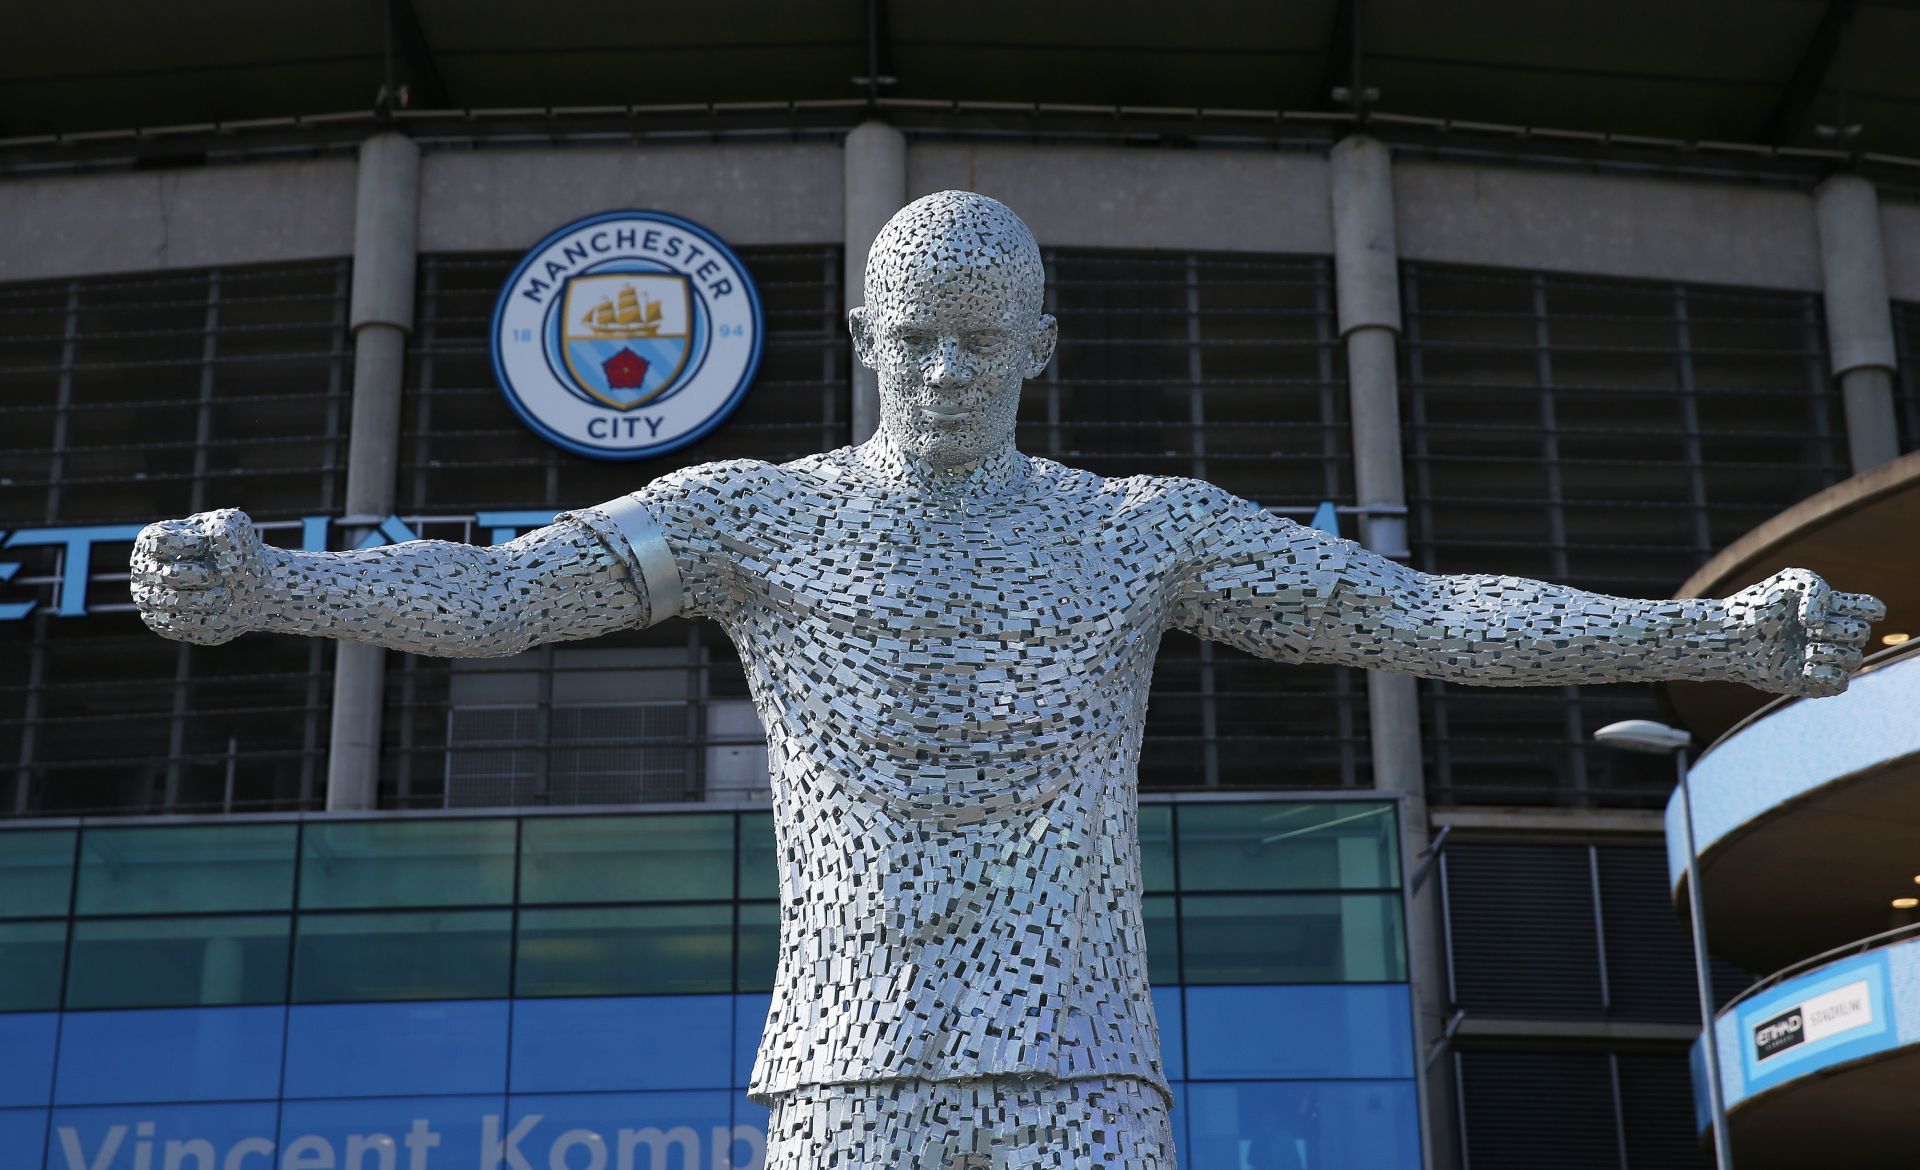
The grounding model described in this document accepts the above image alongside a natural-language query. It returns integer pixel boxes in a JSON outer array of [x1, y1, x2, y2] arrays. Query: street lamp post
[[1594, 718, 1734, 1170]]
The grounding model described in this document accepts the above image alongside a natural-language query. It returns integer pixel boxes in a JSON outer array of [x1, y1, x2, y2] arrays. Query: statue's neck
[[856, 428, 1027, 500]]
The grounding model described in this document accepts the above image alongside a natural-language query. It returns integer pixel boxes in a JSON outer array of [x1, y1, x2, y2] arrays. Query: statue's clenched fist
[[1725, 567, 1885, 697], [129, 509, 275, 646]]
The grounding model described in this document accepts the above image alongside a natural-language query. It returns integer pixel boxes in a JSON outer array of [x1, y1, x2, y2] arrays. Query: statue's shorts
[[763, 1075, 1173, 1170]]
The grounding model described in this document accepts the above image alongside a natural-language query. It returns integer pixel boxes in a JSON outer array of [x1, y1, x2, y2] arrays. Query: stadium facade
[[5, 5, 1920, 1167]]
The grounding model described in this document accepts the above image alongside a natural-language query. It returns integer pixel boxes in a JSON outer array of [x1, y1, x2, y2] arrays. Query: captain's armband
[[561, 494, 685, 623]]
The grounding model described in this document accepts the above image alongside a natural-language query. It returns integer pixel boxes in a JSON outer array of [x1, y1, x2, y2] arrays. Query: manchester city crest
[[490, 210, 764, 460]]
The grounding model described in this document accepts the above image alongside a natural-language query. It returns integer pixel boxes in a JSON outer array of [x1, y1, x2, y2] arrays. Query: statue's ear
[[849, 306, 878, 370], [1024, 314, 1058, 379]]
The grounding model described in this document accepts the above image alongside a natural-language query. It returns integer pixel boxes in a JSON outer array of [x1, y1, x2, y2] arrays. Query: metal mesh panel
[[1443, 842, 1605, 1019], [1896, 300, 1920, 454], [1456, 1049, 1624, 1170], [1036, 249, 1368, 790], [1456, 1048, 1709, 1170], [1443, 841, 1753, 1023], [443, 703, 691, 807], [1401, 264, 1846, 809], [0, 262, 351, 818], [1615, 1050, 1710, 1170]]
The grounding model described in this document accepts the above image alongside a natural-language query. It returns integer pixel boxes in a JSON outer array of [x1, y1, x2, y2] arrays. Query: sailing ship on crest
[[580, 284, 665, 338]]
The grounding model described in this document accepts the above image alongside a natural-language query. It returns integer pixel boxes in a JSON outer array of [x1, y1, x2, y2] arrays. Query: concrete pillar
[[844, 121, 907, 443], [1329, 133, 1454, 1169], [1814, 174, 1901, 473], [327, 132, 420, 811]]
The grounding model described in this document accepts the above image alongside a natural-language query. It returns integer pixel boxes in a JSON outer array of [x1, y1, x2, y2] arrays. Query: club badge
[[490, 210, 764, 460]]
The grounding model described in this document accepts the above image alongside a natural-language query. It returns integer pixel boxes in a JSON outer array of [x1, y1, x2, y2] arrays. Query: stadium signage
[[52, 1115, 766, 1170], [1735, 949, 1893, 1095], [1752, 979, 1872, 1063], [490, 210, 765, 462]]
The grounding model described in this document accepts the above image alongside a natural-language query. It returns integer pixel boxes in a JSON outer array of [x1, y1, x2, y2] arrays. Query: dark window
[[737, 811, 778, 901], [298, 819, 517, 910], [0, 920, 66, 1010], [292, 909, 512, 1003], [1456, 1048, 1627, 1170], [1442, 840, 1752, 1022], [1038, 250, 1368, 792], [1444, 842, 1605, 1018], [67, 915, 290, 1009], [1, 261, 350, 818], [515, 904, 734, 997], [1616, 1049, 1708, 1168], [0, 828, 74, 917], [76, 823, 296, 915], [520, 812, 735, 903], [1895, 301, 1920, 453], [735, 901, 779, 993], [1457, 1047, 1708, 1170], [1401, 265, 1845, 808], [1180, 892, 1405, 984], [1140, 803, 1174, 894], [1175, 800, 1398, 891]]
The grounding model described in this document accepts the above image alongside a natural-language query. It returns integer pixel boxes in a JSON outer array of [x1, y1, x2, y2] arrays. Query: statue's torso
[[641, 449, 1211, 1103], [726, 460, 1174, 818]]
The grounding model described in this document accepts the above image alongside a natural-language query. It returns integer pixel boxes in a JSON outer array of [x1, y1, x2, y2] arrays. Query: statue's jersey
[[571, 446, 1342, 1107]]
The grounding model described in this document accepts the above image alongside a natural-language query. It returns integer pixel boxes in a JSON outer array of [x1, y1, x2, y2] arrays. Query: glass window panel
[[519, 814, 734, 904], [1185, 985, 1414, 1080], [734, 994, 772, 1090], [0, 1014, 57, 1107], [511, 996, 733, 1092], [734, 1093, 771, 1154], [299, 819, 516, 909], [1183, 1080, 1421, 1170], [293, 910, 510, 1003], [738, 812, 778, 900], [1151, 985, 1184, 1082], [1140, 804, 1174, 893], [76, 824, 295, 915], [279, 1095, 505, 1169], [283, 1000, 509, 1098], [0, 921, 65, 1012], [54, 1006, 284, 1106], [737, 902, 778, 993], [505, 1092, 736, 1170], [1177, 802, 1399, 891], [0, 830, 74, 918], [66, 915, 289, 1009], [0, 1108, 44, 1162], [516, 905, 732, 997], [1180, 894, 1405, 984], [1145, 894, 1179, 986]]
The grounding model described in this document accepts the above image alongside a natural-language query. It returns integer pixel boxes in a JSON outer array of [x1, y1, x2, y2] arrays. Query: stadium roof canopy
[[2, 0, 1918, 165]]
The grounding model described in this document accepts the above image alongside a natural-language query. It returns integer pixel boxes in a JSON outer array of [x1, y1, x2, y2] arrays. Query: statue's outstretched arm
[[1316, 550, 1882, 695], [129, 508, 647, 657], [1173, 503, 1883, 698]]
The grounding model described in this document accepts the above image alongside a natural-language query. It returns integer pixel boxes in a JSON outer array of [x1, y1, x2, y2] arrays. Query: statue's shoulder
[[1091, 471, 1240, 522], [646, 457, 779, 489], [634, 458, 791, 518], [1021, 461, 1240, 538]]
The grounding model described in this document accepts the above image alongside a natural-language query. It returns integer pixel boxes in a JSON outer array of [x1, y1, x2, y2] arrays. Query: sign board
[[490, 210, 765, 461], [1736, 948, 1894, 1097]]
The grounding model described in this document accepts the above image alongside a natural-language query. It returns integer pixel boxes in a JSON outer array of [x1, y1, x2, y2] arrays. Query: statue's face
[[851, 192, 1057, 470]]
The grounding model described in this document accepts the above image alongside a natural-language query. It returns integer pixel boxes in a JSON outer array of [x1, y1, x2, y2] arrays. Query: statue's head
[[850, 191, 1057, 469]]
